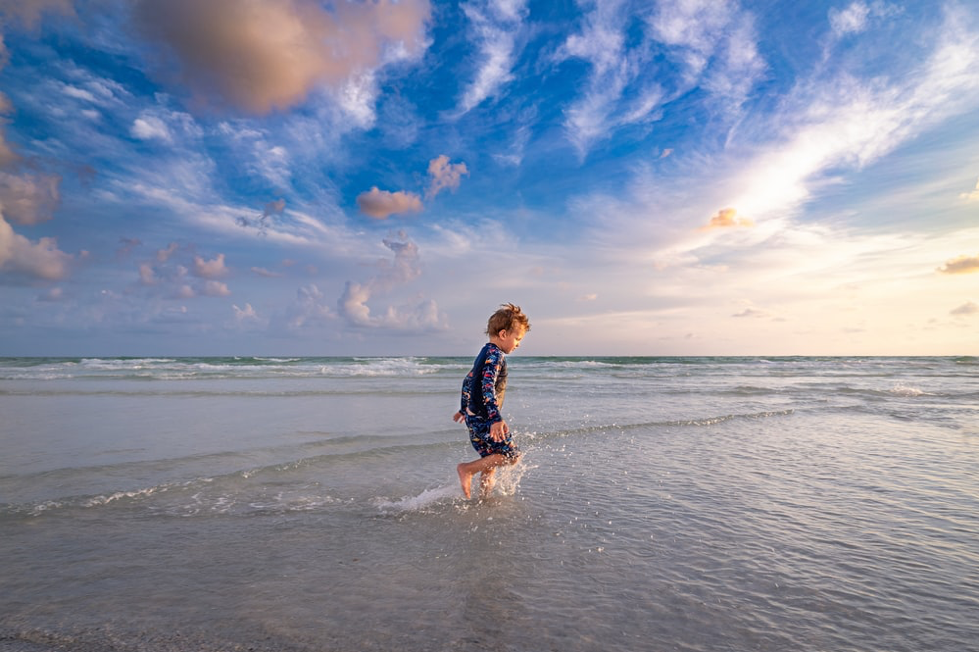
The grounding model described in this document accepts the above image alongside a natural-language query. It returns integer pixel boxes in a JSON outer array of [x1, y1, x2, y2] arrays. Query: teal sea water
[[1, 356, 977, 651]]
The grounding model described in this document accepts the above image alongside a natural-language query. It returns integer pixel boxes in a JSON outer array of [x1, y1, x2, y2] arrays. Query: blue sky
[[1, 0, 977, 356]]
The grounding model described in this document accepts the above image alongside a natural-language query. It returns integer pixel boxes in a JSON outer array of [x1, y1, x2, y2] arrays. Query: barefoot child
[[453, 303, 531, 499]]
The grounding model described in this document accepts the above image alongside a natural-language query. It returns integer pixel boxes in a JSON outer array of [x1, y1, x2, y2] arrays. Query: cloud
[[732, 307, 767, 318], [133, 0, 432, 115], [647, 0, 765, 102], [457, 0, 528, 113], [0, 213, 72, 280], [937, 254, 979, 275], [0, 171, 62, 225], [426, 155, 469, 199], [233, 302, 258, 321], [282, 284, 334, 329], [237, 198, 287, 236], [250, 266, 283, 278], [356, 187, 423, 219], [557, 0, 764, 155], [192, 253, 229, 278], [130, 114, 177, 142], [135, 245, 233, 298], [950, 301, 978, 316], [702, 207, 753, 230], [0, 0, 74, 30], [960, 177, 979, 201], [335, 233, 446, 331], [829, 1, 899, 38], [201, 280, 230, 297]]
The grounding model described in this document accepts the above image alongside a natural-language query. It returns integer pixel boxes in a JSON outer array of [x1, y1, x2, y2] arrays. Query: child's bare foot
[[457, 463, 473, 499]]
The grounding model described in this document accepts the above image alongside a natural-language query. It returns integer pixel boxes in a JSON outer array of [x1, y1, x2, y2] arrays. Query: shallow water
[[1, 357, 977, 651]]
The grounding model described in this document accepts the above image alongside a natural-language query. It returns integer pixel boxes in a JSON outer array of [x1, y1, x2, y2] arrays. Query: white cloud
[[458, 0, 529, 113], [131, 116, 172, 142], [829, 1, 899, 38]]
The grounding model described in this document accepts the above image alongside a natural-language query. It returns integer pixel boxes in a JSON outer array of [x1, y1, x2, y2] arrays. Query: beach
[[2, 356, 977, 651]]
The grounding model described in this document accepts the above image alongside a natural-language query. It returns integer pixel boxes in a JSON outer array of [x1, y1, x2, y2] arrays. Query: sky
[[0, 0, 978, 357]]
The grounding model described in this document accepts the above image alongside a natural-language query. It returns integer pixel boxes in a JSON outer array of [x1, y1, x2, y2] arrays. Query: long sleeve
[[479, 345, 506, 423]]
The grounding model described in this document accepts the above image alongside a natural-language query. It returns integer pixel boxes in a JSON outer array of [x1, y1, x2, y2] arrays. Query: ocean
[[1, 356, 977, 652]]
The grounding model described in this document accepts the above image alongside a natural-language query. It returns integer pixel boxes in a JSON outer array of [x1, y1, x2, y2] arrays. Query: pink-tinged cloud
[[201, 280, 231, 297], [193, 253, 229, 278], [0, 171, 61, 225], [702, 207, 754, 231], [133, 0, 431, 115], [356, 187, 423, 219], [938, 254, 979, 275], [0, 213, 71, 280], [426, 155, 469, 199]]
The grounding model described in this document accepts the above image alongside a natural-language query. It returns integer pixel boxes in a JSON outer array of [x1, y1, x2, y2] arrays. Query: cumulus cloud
[[426, 155, 469, 199], [357, 187, 423, 219], [950, 301, 978, 316], [702, 207, 753, 230], [135, 244, 232, 298], [133, 0, 432, 115], [283, 284, 334, 329], [192, 253, 229, 278], [457, 0, 528, 113], [358, 155, 468, 219], [335, 233, 446, 331], [233, 302, 258, 321], [0, 213, 72, 280], [201, 280, 231, 297], [0, 171, 62, 225], [937, 254, 979, 275]]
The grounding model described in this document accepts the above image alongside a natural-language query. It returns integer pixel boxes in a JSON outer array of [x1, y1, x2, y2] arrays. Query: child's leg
[[479, 468, 497, 497], [457, 453, 506, 499]]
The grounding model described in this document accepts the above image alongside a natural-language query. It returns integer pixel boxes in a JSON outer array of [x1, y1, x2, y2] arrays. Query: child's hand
[[452, 410, 465, 423], [489, 419, 509, 442]]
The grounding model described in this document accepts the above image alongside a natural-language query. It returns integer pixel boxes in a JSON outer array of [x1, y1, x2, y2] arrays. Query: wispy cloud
[[457, 0, 529, 114], [829, 1, 901, 38], [558, 0, 764, 156]]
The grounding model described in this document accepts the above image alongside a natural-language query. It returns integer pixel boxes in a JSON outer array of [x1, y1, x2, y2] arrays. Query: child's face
[[495, 325, 527, 354]]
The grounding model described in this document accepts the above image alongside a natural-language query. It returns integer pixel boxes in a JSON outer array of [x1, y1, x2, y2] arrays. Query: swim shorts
[[466, 416, 520, 459]]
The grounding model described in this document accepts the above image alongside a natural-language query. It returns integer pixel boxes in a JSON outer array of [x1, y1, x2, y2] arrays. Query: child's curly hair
[[485, 303, 530, 336]]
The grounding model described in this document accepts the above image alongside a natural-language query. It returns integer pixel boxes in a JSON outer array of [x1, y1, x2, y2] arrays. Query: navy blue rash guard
[[459, 342, 508, 423]]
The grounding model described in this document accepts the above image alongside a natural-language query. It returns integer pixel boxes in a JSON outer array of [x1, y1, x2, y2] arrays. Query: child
[[453, 303, 531, 499]]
